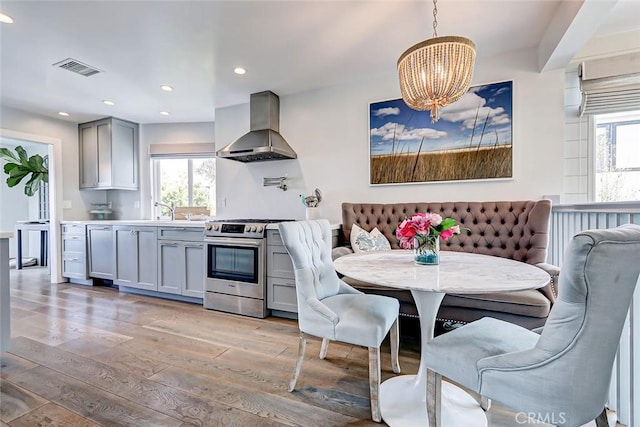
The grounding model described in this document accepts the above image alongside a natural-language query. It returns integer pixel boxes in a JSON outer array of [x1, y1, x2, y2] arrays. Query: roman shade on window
[[579, 52, 640, 116], [149, 142, 215, 158]]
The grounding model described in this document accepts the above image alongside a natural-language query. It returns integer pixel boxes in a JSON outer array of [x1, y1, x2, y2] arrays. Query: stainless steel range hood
[[216, 91, 297, 162]]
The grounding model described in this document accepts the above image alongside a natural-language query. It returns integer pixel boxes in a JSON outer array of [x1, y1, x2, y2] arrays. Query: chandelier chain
[[432, 0, 438, 38]]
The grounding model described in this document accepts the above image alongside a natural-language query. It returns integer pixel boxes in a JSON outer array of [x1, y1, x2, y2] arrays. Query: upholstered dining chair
[[423, 224, 640, 426], [278, 219, 401, 422]]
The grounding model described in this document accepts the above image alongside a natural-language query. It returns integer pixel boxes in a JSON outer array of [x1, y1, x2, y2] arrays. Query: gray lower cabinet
[[266, 229, 297, 313], [157, 228, 204, 298], [266, 227, 339, 314], [114, 226, 157, 291], [87, 225, 113, 279], [61, 223, 88, 281]]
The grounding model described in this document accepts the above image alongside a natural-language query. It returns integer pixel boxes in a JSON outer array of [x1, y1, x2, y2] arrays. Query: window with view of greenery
[[153, 157, 216, 217], [594, 111, 640, 202]]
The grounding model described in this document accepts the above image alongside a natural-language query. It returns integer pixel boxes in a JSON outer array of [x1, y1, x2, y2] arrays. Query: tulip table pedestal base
[[379, 376, 486, 427], [378, 288, 487, 426]]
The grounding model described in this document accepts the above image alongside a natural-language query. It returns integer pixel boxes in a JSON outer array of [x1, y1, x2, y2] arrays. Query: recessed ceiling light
[[58, 112, 69, 117], [0, 13, 14, 24], [160, 85, 173, 92], [102, 100, 115, 106], [160, 111, 170, 116], [234, 67, 246, 75]]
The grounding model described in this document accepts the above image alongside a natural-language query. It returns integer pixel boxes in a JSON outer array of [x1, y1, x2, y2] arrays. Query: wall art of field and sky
[[369, 80, 513, 185]]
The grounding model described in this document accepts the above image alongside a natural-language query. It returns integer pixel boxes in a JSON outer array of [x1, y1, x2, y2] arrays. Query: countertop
[[61, 220, 206, 228], [0, 232, 14, 239], [60, 220, 342, 230]]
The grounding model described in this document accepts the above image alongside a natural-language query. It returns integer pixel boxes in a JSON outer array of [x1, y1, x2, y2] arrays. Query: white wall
[[0, 106, 106, 220], [562, 68, 590, 203], [215, 47, 566, 224], [109, 121, 216, 219], [560, 29, 640, 204], [0, 140, 47, 258]]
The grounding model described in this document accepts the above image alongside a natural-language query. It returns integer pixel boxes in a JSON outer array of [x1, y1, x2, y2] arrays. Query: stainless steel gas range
[[203, 219, 292, 318]]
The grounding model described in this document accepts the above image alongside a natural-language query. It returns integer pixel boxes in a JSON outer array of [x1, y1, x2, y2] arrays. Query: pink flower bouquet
[[396, 212, 461, 250]]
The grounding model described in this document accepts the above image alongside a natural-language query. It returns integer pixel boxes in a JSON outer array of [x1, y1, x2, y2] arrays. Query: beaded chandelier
[[397, 0, 476, 122]]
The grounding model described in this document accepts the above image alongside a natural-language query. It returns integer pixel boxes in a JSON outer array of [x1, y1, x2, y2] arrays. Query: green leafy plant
[[0, 146, 48, 196]]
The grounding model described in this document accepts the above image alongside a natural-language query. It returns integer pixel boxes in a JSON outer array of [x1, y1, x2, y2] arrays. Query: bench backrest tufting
[[341, 200, 551, 265]]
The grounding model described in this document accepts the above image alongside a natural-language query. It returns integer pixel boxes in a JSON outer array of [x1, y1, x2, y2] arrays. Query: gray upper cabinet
[[79, 117, 139, 190]]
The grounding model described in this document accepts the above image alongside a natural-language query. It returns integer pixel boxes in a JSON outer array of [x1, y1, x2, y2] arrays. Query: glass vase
[[413, 235, 440, 265]]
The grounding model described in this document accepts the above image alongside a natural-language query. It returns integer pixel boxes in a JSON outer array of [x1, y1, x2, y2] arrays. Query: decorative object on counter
[[175, 206, 210, 221], [89, 202, 113, 220], [0, 146, 48, 196], [300, 188, 322, 208], [263, 176, 288, 191], [300, 188, 322, 220], [396, 212, 461, 265], [397, 0, 476, 122]]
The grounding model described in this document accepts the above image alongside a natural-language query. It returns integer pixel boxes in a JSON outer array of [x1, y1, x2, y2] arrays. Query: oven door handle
[[205, 237, 263, 247]]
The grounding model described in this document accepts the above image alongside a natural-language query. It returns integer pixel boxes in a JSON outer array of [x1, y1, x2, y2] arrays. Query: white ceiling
[[1, 0, 639, 125]]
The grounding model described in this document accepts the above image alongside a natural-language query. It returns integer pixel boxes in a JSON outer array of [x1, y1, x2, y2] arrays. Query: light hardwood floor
[[1, 268, 617, 426]]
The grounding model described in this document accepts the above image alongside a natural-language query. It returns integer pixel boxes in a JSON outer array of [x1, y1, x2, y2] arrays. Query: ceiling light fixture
[[397, 0, 476, 122], [0, 13, 13, 24], [102, 100, 115, 106], [58, 112, 69, 117], [160, 111, 170, 116], [160, 85, 173, 92], [234, 67, 246, 75]]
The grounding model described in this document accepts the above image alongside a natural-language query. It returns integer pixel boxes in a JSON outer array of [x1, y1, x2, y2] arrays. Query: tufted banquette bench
[[332, 200, 559, 330]]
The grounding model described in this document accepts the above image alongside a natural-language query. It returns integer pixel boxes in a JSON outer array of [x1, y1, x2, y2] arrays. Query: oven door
[[204, 236, 265, 299]]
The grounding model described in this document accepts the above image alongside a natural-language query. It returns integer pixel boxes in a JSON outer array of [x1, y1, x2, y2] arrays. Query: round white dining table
[[333, 249, 551, 427]]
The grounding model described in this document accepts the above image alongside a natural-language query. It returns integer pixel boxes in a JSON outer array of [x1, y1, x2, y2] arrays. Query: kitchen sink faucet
[[154, 201, 176, 220]]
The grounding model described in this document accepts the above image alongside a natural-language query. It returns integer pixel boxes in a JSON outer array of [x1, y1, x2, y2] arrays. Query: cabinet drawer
[[267, 246, 294, 279], [266, 229, 283, 246], [62, 224, 86, 235], [158, 227, 203, 241], [267, 227, 339, 248], [62, 235, 85, 253], [62, 256, 86, 279], [267, 277, 297, 312]]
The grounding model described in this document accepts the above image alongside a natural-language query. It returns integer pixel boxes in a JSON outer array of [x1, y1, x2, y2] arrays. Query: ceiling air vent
[[52, 58, 102, 77]]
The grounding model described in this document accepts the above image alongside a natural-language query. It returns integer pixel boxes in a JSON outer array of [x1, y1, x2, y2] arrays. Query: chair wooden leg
[[390, 318, 401, 374], [480, 397, 491, 411], [319, 338, 329, 359], [427, 369, 442, 427], [594, 407, 608, 427], [468, 389, 491, 411], [289, 332, 307, 392], [368, 346, 382, 422]]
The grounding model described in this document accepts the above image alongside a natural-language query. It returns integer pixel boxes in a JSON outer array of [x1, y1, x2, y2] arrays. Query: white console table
[[1, 231, 13, 352]]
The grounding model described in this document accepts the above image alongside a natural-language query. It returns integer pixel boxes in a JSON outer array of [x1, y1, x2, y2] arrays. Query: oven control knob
[[212, 224, 219, 231], [205, 224, 212, 231], [256, 226, 263, 233], [250, 225, 257, 232], [245, 225, 251, 232]]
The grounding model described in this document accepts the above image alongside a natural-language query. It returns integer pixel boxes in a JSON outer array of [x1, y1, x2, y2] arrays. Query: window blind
[[149, 142, 215, 158], [579, 52, 640, 116]]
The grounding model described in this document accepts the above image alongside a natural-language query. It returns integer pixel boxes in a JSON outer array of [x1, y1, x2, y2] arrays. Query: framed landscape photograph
[[369, 80, 513, 185]]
